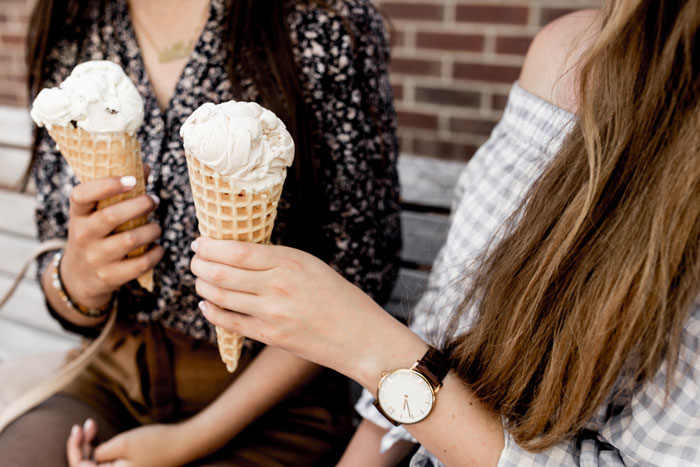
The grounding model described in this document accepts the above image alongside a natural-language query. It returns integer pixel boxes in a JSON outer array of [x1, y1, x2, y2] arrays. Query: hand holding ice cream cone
[[31, 60, 158, 296], [181, 101, 294, 372]]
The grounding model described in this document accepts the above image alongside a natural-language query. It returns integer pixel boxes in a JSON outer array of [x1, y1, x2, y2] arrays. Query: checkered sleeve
[[498, 301, 700, 467], [362, 83, 700, 467]]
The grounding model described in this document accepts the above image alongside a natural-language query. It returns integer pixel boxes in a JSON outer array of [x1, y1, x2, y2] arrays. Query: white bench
[[0, 105, 465, 409]]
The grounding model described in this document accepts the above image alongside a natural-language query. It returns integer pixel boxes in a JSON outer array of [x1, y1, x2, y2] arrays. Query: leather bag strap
[[0, 239, 116, 432]]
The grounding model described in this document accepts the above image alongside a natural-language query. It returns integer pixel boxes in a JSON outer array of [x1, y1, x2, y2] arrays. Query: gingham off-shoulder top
[[357, 82, 700, 467]]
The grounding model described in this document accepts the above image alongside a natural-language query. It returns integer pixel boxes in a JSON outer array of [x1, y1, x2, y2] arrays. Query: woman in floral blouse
[[0, 0, 401, 465]]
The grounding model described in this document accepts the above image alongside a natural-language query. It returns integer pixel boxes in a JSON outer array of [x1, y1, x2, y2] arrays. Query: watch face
[[377, 369, 435, 424]]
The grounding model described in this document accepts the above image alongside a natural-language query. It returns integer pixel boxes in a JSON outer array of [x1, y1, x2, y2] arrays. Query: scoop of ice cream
[[30, 60, 144, 134], [180, 101, 294, 192]]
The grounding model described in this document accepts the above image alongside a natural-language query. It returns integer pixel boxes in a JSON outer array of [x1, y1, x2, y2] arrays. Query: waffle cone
[[186, 152, 284, 372], [47, 125, 153, 291]]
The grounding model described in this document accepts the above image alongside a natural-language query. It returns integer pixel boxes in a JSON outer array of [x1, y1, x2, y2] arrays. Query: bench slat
[[0, 189, 37, 238], [401, 211, 449, 267], [0, 231, 39, 278], [0, 273, 76, 338], [386, 269, 429, 321], [0, 106, 32, 149], [387, 267, 428, 312], [0, 147, 32, 190], [398, 154, 464, 211], [0, 319, 75, 362]]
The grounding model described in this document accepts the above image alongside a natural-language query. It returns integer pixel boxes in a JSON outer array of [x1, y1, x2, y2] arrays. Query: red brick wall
[[0, 0, 34, 107], [0, 0, 600, 161], [377, 0, 601, 160]]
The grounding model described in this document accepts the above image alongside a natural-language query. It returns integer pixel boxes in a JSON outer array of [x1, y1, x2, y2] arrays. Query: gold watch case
[[373, 367, 437, 426]]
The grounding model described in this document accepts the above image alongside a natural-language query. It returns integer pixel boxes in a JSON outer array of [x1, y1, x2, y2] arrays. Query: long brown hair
[[449, 0, 700, 451], [25, 0, 336, 257]]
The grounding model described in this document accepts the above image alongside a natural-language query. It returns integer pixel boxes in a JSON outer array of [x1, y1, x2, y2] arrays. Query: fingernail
[[83, 418, 93, 431], [198, 300, 208, 312], [71, 424, 80, 437], [149, 194, 160, 207], [120, 175, 137, 187], [191, 240, 199, 253]]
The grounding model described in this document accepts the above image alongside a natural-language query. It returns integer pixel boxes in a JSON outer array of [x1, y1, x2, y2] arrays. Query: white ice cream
[[30, 60, 144, 134], [180, 101, 294, 192]]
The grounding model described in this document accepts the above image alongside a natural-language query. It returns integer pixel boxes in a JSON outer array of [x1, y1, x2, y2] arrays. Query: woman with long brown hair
[[0, 0, 401, 465], [193, 0, 700, 464]]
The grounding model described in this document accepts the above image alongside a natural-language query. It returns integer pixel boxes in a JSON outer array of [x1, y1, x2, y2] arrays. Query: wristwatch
[[373, 346, 451, 426]]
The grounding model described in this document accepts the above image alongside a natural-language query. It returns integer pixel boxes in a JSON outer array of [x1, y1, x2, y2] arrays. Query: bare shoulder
[[519, 9, 601, 113]]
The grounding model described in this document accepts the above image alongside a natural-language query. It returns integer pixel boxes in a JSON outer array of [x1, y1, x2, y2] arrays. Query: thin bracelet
[[51, 251, 114, 318]]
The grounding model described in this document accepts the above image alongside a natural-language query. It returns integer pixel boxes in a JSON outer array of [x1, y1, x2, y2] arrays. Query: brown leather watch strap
[[414, 346, 450, 389]]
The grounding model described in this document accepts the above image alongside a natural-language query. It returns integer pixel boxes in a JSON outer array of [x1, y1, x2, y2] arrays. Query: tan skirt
[[0, 320, 353, 467]]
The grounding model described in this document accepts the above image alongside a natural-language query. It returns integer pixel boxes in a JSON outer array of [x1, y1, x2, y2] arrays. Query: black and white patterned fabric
[[356, 82, 700, 466], [33, 0, 401, 343]]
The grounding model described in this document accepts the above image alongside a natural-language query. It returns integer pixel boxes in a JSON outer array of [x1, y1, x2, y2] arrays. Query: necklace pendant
[[158, 39, 193, 63]]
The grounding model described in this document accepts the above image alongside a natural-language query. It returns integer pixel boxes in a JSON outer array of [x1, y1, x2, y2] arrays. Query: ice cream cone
[[186, 152, 284, 372], [47, 125, 154, 291]]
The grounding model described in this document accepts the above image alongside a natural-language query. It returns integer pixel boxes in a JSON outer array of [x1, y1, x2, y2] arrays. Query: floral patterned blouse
[[34, 0, 401, 343]]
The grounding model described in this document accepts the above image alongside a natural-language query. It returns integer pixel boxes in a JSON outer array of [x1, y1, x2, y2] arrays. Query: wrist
[[184, 411, 242, 460], [59, 252, 112, 309], [168, 421, 208, 464], [353, 319, 429, 395], [56, 252, 113, 313]]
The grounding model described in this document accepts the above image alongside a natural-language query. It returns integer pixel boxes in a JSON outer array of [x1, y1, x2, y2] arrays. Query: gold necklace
[[129, 1, 210, 63]]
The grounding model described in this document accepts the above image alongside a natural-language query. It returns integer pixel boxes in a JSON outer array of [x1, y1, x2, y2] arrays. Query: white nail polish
[[120, 175, 137, 187], [83, 419, 93, 431], [191, 240, 199, 253], [198, 301, 207, 312], [71, 424, 80, 436], [149, 194, 160, 207]]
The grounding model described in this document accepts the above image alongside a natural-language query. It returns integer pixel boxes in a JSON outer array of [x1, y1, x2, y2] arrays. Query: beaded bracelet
[[51, 251, 114, 318]]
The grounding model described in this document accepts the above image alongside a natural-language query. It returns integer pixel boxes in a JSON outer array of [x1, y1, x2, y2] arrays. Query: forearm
[[192, 240, 505, 465], [179, 346, 321, 461], [337, 419, 415, 467], [349, 312, 505, 467], [41, 258, 108, 328]]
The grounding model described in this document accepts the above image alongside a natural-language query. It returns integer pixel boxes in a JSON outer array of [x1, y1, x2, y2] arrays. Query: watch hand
[[403, 394, 412, 419]]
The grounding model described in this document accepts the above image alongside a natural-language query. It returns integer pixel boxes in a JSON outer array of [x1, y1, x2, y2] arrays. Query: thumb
[[94, 432, 128, 462]]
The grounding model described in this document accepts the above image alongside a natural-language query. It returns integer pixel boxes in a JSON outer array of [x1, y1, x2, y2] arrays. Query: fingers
[[67, 425, 84, 467], [82, 419, 98, 461], [97, 245, 165, 288], [191, 237, 280, 270], [94, 433, 124, 463], [190, 255, 263, 294], [88, 195, 158, 238], [67, 424, 95, 467], [82, 418, 98, 442], [99, 223, 162, 263], [199, 300, 258, 339], [195, 278, 260, 315], [70, 176, 139, 217]]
